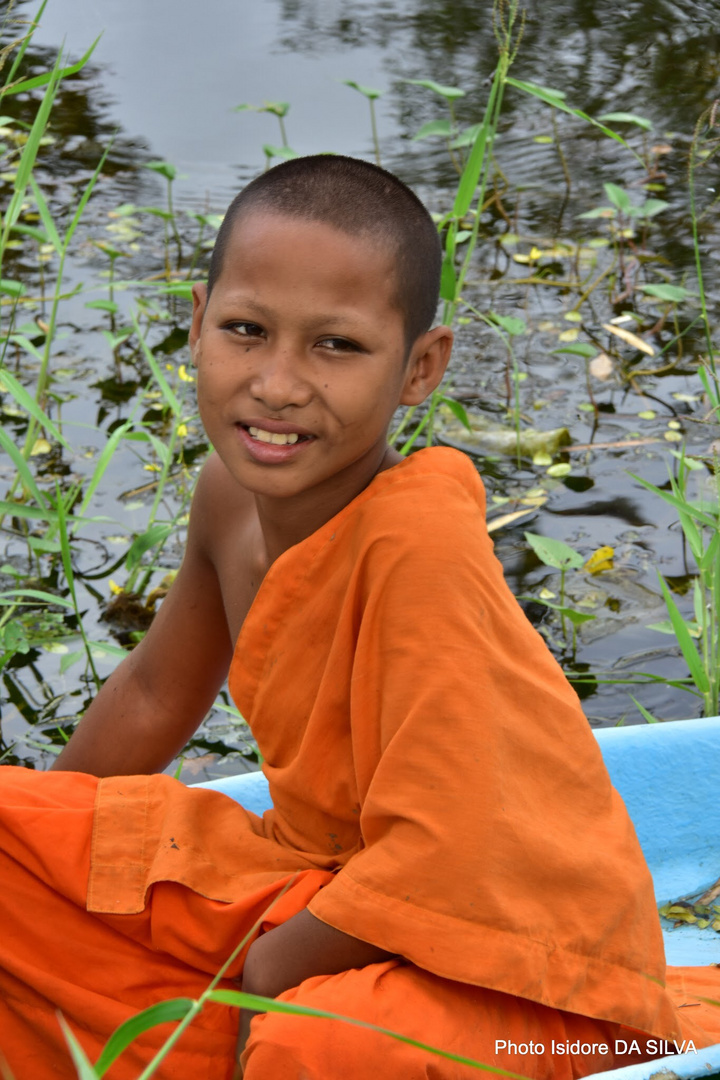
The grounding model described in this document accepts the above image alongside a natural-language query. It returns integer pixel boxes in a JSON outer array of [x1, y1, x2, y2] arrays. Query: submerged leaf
[[584, 546, 615, 574], [602, 323, 655, 356]]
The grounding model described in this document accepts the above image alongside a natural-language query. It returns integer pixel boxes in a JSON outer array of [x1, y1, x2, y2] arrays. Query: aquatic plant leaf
[[578, 206, 616, 219], [29, 175, 62, 253], [598, 112, 652, 131], [489, 312, 526, 336], [85, 300, 119, 313], [602, 323, 655, 356], [404, 79, 465, 101], [145, 161, 177, 181], [453, 75, 498, 218], [524, 532, 584, 571], [638, 199, 669, 218], [59, 650, 85, 674], [342, 81, 383, 100], [506, 78, 633, 153], [538, 602, 596, 627], [130, 312, 182, 415], [125, 524, 173, 573], [656, 574, 709, 694], [629, 696, 659, 723], [3, 622, 29, 655], [93, 999, 194, 1075], [629, 473, 716, 531], [0, 368, 69, 449], [603, 183, 632, 214], [0, 278, 23, 296], [439, 396, 472, 432], [412, 120, 453, 141], [552, 343, 596, 358], [486, 507, 537, 534], [584, 546, 615, 574], [3, 36, 100, 97], [262, 144, 299, 161], [440, 251, 457, 302], [640, 284, 694, 303], [450, 124, 483, 149]]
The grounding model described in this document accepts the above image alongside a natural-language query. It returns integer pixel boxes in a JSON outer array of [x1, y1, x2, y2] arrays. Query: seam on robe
[[88, 776, 152, 913], [308, 870, 685, 1043]]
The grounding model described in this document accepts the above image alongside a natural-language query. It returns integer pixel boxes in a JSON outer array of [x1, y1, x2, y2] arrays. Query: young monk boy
[[1, 155, 720, 1080]]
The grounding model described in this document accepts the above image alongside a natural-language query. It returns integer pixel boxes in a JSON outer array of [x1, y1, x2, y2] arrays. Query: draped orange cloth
[[1, 447, 720, 1079]]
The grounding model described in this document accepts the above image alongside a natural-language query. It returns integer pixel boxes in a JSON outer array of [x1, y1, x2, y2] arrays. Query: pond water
[[1, 0, 719, 776]]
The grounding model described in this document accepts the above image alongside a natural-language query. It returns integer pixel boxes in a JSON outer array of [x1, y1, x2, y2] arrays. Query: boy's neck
[[254, 444, 403, 565]]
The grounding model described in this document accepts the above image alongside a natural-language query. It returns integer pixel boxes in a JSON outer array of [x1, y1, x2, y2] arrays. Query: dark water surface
[[2, 0, 720, 773]]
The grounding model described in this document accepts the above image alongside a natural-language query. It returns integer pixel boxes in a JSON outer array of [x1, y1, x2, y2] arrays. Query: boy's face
[[190, 210, 448, 506]]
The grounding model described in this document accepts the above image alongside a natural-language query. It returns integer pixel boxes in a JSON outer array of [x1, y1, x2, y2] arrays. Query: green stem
[[369, 98, 381, 167], [134, 877, 297, 1080]]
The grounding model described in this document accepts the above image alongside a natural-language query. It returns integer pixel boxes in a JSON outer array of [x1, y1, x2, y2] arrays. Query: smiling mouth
[[244, 425, 313, 446]]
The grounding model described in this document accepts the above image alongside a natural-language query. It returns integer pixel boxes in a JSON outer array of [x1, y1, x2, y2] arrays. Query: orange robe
[[1, 447, 719, 1080]]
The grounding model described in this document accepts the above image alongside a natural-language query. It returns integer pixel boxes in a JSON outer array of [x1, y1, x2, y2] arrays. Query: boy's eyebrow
[[216, 295, 367, 332]]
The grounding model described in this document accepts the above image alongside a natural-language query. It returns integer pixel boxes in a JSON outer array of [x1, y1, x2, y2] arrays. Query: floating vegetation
[[1, 0, 719, 774]]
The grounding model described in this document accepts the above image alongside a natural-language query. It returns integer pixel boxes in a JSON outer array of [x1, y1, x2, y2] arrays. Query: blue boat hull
[[196, 716, 720, 1079]]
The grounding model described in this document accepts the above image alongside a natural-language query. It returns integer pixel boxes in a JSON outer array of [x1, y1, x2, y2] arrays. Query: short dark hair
[[206, 155, 442, 350]]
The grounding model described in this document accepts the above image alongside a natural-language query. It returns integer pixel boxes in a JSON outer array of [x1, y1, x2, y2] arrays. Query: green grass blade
[[62, 141, 113, 253], [453, 80, 498, 217], [505, 77, 638, 157], [0, 367, 70, 449], [208, 990, 530, 1078], [56, 1015, 100, 1079], [0, 427, 51, 508], [3, 0, 50, 90], [628, 472, 716, 530], [125, 524, 173, 573], [629, 695, 659, 723], [0, 500, 58, 522], [130, 312, 182, 415], [73, 421, 133, 525], [93, 1000, 194, 1076], [657, 574, 709, 695], [12, 53, 63, 199], [0, 588, 73, 608], [29, 175, 62, 253], [3, 36, 101, 97]]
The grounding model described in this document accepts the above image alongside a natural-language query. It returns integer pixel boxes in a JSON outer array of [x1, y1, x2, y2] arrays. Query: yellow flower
[[178, 364, 195, 383], [108, 579, 123, 596]]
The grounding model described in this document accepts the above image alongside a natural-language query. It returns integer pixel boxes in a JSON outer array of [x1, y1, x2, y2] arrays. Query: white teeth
[[247, 426, 300, 446]]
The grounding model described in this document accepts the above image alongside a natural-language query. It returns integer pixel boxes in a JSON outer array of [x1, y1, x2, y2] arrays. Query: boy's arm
[[236, 909, 395, 1063], [51, 459, 235, 776]]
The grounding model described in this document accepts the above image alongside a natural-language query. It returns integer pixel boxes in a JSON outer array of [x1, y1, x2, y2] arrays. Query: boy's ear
[[400, 325, 453, 406], [189, 283, 208, 364]]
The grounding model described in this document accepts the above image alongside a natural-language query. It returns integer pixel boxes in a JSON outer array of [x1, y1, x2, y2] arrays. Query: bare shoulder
[[185, 453, 264, 643]]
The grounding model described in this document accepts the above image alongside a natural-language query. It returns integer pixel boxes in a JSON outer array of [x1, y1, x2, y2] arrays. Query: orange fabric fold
[[226, 447, 689, 1038], [2, 446, 720, 1080]]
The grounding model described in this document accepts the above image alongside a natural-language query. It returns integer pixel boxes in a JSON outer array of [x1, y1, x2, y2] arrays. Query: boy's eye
[[227, 321, 264, 337], [317, 337, 360, 352]]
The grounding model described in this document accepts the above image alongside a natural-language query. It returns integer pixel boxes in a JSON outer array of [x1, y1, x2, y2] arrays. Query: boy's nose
[[249, 347, 312, 411]]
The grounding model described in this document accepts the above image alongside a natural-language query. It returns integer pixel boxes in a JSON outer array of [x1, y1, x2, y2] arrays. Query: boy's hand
[[235, 908, 395, 1067]]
